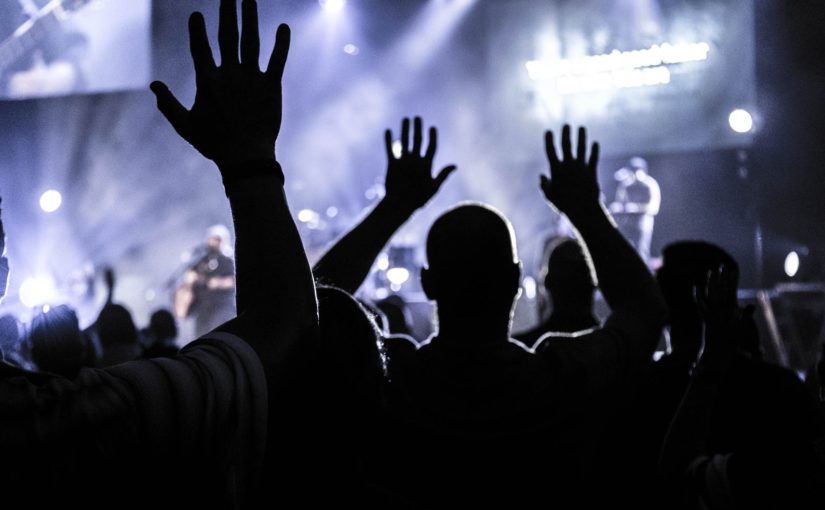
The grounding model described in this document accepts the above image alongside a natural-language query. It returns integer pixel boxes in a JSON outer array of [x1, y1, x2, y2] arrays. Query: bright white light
[[319, 0, 345, 13], [376, 253, 390, 271], [523, 276, 537, 300], [392, 140, 403, 158], [19, 275, 58, 308], [297, 209, 317, 223], [343, 44, 359, 55], [386, 267, 411, 286], [729, 109, 754, 133], [39, 190, 62, 213], [784, 251, 800, 278]]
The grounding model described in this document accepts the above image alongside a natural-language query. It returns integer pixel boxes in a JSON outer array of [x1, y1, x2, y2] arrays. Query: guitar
[[0, 0, 94, 96]]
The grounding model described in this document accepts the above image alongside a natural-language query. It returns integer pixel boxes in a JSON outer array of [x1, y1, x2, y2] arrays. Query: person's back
[[378, 127, 667, 508]]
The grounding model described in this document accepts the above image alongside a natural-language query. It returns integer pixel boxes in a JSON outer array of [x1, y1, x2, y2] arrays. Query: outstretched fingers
[[240, 0, 260, 70], [588, 142, 600, 177], [400, 117, 410, 156], [576, 126, 587, 162], [544, 130, 560, 169], [189, 13, 216, 85], [412, 117, 423, 155], [424, 126, 437, 161], [265, 24, 291, 81], [150, 81, 192, 140], [218, 0, 240, 66], [384, 129, 395, 161], [561, 124, 573, 162]]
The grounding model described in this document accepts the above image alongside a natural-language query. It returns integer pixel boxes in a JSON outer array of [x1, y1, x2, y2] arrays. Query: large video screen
[[0, 0, 150, 100], [486, 0, 755, 154]]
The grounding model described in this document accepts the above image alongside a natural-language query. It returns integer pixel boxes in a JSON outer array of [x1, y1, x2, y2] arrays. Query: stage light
[[377, 253, 390, 271], [523, 276, 537, 300], [386, 267, 411, 286], [19, 275, 58, 308], [297, 209, 317, 223], [392, 140, 403, 158], [343, 44, 359, 55], [729, 109, 753, 133], [39, 190, 62, 213], [319, 0, 346, 13], [784, 251, 800, 278]]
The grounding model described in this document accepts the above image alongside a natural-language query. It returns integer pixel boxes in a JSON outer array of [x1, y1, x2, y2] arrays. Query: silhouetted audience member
[[370, 126, 667, 508], [514, 236, 599, 348], [140, 309, 179, 358], [90, 303, 142, 367], [314, 116, 456, 296], [1, 1, 316, 507], [594, 241, 763, 508], [27, 305, 88, 378], [659, 264, 825, 508]]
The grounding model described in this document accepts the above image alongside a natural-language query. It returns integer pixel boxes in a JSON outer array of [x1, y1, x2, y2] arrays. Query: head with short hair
[[543, 238, 595, 312], [28, 305, 86, 377], [422, 203, 521, 317]]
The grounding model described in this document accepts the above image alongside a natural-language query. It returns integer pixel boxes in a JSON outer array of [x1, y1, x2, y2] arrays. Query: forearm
[[313, 198, 411, 294], [225, 172, 317, 330], [567, 201, 666, 320], [659, 371, 719, 482]]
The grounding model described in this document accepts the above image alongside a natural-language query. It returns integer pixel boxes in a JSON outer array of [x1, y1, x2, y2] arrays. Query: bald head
[[424, 203, 520, 308]]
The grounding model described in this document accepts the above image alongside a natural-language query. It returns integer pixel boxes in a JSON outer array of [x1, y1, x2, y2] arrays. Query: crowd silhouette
[[0, 1, 823, 508]]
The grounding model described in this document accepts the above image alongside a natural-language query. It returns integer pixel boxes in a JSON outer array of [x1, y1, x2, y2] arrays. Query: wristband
[[220, 159, 285, 195]]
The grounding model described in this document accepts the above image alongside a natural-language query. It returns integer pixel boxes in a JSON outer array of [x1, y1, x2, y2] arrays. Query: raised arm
[[150, 0, 317, 363], [0, 197, 8, 301], [313, 116, 456, 294], [540, 126, 667, 357]]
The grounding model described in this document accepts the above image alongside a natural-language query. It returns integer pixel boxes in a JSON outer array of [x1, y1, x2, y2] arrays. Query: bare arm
[[151, 0, 317, 365], [313, 117, 456, 294], [540, 126, 667, 367], [0, 197, 8, 301]]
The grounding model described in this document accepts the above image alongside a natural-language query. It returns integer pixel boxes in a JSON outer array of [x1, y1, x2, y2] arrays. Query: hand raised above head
[[150, 0, 290, 169], [540, 125, 600, 215], [383, 116, 457, 214]]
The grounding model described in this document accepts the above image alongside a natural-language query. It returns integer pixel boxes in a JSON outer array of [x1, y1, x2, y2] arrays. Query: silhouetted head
[[94, 303, 138, 348], [422, 203, 520, 318], [148, 309, 178, 345], [657, 241, 739, 331], [543, 238, 595, 313], [28, 305, 86, 377], [317, 285, 386, 429]]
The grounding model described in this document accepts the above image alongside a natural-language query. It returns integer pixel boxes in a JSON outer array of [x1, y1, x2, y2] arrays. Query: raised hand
[[150, 0, 290, 169], [694, 265, 739, 368], [540, 125, 600, 215], [383, 117, 457, 214]]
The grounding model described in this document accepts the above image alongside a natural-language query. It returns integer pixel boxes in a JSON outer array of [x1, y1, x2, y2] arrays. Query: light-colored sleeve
[[0, 331, 267, 506]]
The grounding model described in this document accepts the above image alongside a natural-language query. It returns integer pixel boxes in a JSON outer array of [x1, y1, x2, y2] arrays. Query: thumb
[[151, 81, 192, 140], [433, 165, 458, 189]]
